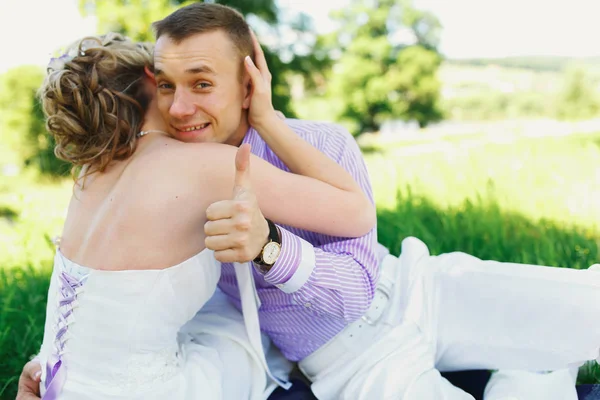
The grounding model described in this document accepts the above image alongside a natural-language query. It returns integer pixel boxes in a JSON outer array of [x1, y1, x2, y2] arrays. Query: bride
[[34, 33, 375, 400]]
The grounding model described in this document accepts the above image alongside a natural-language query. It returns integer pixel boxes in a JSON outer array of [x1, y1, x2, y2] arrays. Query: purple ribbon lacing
[[42, 270, 86, 400]]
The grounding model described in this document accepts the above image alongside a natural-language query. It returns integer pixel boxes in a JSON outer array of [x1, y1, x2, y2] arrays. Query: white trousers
[[180, 288, 292, 400], [302, 237, 600, 400]]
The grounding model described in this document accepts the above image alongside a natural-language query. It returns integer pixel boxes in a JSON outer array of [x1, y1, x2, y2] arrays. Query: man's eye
[[196, 82, 211, 89], [158, 83, 173, 90]]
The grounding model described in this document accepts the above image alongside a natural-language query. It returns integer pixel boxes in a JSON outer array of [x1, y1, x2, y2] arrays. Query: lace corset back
[[38, 249, 220, 399]]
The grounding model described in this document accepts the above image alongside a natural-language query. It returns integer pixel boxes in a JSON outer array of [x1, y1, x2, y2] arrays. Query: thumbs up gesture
[[204, 144, 270, 263], [232, 142, 253, 198]]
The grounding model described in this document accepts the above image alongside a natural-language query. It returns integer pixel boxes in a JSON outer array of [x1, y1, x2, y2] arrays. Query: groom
[[18, 3, 599, 400], [148, 5, 600, 400], [147, 4, 597, 400]]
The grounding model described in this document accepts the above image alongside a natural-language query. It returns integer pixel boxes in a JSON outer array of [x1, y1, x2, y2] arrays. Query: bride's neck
[[141, 97, 168, 134]]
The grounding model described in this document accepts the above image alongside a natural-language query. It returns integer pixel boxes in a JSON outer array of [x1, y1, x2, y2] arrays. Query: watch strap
[[266, 219, 280, 244], [253, 219, 281, 266]]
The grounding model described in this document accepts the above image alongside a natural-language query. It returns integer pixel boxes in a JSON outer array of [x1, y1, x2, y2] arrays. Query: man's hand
[[244, 30, 278, 131], [204, 144, 269, 263], [16, 360, 42, 400]]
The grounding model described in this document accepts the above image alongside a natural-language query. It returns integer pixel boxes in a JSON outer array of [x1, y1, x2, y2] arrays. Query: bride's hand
[[245, 30, 278, 132], [16, 360, 41, 400]]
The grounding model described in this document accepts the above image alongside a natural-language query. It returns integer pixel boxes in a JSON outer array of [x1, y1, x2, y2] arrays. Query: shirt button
[[304, 302, 312, 308]]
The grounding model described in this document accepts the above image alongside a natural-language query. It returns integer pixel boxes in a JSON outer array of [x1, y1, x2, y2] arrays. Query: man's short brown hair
[[152, 3, 254, 62]]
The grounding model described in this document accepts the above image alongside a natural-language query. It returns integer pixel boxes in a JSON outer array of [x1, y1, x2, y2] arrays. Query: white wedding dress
[[37, 248, 290, 400]]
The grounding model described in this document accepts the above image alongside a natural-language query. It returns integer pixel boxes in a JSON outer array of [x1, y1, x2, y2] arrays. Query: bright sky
[[413, 0, 600, 59], [0, 0, 97, 73], [1, 0, 600, 74]]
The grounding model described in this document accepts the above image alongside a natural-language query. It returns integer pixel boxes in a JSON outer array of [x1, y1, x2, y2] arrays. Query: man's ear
[[144, 65, 156, 83], [242, 74, 252, 110]]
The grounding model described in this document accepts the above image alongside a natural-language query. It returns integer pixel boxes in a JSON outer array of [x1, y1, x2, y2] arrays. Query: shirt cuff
[[260, 226, 315, 293]]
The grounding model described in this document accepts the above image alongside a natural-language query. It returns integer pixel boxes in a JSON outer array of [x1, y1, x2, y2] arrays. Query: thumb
[[233, 143, 252, 197]]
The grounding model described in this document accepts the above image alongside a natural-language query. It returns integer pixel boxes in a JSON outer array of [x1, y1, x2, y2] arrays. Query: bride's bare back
[[60, 135, 214, 270]]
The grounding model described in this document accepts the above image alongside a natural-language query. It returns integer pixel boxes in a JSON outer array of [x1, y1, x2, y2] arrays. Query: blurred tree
[[556, 66, 600, 120], [323, 0, 444, 134], [0, 66, 70, 176], [78, 0, 325, 118], [78, 0, 278, 43]]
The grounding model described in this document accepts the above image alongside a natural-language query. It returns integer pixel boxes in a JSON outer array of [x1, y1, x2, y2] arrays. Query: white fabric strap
[[234, 262, 292, 389]]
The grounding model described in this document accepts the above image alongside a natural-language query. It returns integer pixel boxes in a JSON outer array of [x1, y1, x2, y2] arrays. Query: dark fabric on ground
[[267, 379, 317, 400], [442, 370, 492, 399], [578, 385, 600, 400], [266, 370, 600, 399]]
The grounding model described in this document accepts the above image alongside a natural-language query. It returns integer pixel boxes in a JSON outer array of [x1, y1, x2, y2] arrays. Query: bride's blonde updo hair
[[39, 32, 154, 177]]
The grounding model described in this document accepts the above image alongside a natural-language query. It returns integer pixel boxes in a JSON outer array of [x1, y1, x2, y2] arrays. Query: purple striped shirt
[[218, 119, 389, 361]]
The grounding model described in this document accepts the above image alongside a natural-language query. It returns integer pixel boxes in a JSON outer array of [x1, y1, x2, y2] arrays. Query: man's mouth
[[179, 123, 210, 133]]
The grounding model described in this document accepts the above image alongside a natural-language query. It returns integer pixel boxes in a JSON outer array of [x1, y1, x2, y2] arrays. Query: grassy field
[[0, 170, 69, 398], [1, 130, 599, 398], [363, 131, 600, 230]]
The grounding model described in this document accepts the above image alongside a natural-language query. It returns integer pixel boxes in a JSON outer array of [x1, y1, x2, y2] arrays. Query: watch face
[[262, 242, 281, 265]]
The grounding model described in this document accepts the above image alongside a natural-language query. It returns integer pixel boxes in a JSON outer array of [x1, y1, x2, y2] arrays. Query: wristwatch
[[253, 219, 281, 272]]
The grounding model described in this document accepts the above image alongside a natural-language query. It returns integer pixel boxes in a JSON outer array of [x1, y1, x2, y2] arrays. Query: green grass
[[0, 171, 71, 270], [1, 130, 600, 398], [0, 265, 51, 398], [377, 192, 598, 269], [363, 131, 600, 229], [0, 171, 69, 399]]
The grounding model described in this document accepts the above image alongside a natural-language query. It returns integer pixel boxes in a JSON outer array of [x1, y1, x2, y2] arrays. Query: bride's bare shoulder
[[141, 139, 237, 163], [132, 139, 238, 192]]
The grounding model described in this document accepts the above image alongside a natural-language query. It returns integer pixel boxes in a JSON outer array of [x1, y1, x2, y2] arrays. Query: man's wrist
[[261, 227, 315, 293], [253, 218, 282, 271]]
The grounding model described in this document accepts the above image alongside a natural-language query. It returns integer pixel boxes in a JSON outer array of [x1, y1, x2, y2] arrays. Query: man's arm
[[257, 124, 380, 322], [262, 229, 378, 322]]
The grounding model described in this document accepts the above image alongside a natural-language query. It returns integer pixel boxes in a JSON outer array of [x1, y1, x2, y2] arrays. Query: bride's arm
[[243, 32, 370, 216], [179, 142, 375, 237]]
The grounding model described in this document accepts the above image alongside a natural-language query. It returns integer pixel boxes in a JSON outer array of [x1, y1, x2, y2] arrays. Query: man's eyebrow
[[154, 65, 215, 77], [185, 65, 216, 75]]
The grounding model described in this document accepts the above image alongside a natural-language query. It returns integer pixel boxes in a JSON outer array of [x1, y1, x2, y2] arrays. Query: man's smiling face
[[153, 29, 251, 146]]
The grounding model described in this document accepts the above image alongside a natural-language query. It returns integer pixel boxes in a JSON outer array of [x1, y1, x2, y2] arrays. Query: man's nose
[[169, 89, 195, 120]]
